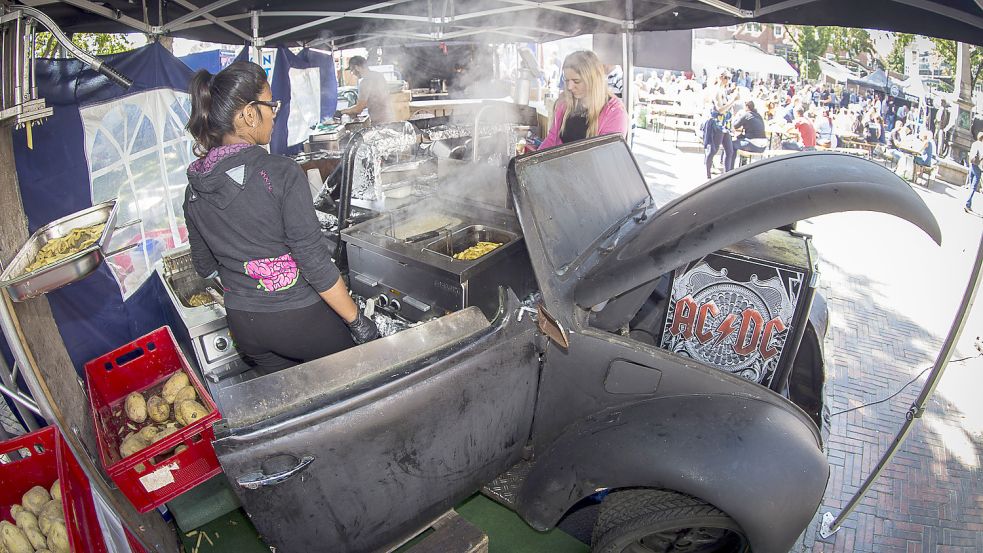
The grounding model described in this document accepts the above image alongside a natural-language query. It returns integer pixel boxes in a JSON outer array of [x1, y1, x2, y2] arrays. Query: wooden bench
[[658, 115, 698, 145], [832, 147, 873, 159], [912, 160, 938, 186], [737, 148, 796, 166]]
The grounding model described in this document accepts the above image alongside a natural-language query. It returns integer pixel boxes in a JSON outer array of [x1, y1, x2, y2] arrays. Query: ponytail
[[187, 70, 217, 157], [185, 62, 268, 157]]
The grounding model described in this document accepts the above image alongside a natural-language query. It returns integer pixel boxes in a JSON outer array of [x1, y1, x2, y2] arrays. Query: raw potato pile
[[1, 480, 69, 553], [23, 223, 105, 274], [116, 372, 210, 462], [452, 241, 502, 261]]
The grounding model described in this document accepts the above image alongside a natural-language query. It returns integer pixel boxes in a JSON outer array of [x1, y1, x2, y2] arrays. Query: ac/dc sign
[[667, 296, 786, 360]]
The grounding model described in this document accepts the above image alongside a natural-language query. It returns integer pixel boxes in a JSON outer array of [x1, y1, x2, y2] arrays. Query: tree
[[33, 32, 130, 58], [887, 33, 915, 74], [786, 26, 831, 80], [928, 38, 982, 91], [828, 27, 876, 64]]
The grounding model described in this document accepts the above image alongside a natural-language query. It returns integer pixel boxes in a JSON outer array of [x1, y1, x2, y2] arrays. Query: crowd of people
[[630, 68, 955, 181]]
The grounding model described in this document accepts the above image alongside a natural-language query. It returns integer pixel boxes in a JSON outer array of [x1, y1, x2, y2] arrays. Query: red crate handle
[[0, 430, 55, 462]]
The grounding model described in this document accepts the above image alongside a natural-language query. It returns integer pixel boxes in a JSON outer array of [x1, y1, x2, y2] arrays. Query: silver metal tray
[[0, 200, 121, 301]]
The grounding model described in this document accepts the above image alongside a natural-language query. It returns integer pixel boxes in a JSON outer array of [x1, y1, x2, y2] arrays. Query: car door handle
[[236, 455, 315, 490]]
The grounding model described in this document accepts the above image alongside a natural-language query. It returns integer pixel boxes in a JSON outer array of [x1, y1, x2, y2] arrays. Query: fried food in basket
[[453, 241, 502, 261], [186, 293, 212, 307], [23, 223, 105, 274]]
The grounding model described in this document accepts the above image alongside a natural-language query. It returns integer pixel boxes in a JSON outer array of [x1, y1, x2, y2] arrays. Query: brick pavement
[[798, 259, 983, 553], [632, 130, 983, 553]]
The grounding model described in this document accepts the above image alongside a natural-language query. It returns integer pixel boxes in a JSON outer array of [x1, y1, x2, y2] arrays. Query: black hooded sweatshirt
[[184, 143, 340, 313]]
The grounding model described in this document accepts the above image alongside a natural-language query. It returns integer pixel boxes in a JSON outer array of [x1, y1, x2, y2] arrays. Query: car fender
[[515, 393, 828, 553]]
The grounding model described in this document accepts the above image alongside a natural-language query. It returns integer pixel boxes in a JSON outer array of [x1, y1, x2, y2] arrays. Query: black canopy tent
[[849, 68, 890, 92], [13, 0, 983, 48]]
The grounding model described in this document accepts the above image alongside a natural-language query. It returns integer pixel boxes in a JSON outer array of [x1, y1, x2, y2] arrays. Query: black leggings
[[226, 301, 355, 375]]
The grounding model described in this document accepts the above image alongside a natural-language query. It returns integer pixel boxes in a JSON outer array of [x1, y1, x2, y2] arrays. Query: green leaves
[[34, 32, 131, 59]]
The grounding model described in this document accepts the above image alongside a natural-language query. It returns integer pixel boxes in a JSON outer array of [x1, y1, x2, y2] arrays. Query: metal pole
[[820, 231, 983, 538], [0, 292, 140, 552], [251, 10, 261, 65], [623, 0, 634, 146]]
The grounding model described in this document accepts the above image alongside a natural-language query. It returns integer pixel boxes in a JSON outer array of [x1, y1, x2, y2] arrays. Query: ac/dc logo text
[[668, 295, 786, 360]]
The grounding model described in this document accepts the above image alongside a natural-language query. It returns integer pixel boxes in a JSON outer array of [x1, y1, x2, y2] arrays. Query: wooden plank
[[0, 128, 179, 552], [408, 511, 488, 553]]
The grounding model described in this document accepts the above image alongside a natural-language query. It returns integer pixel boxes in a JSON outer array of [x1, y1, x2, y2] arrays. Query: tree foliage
[[33, 32, 130, 58], [887, 33, 915, 74], [928, 38, 982, 90], [786, 25, 831, 80], [828, 27, 875, 63]]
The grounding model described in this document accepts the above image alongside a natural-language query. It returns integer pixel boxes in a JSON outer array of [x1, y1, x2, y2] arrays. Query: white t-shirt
[[357, 70, 396, 124]]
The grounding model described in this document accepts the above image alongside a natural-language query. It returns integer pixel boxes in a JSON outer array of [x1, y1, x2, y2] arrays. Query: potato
[[39, 500, 62, 524], [38, 501, 64, 537], [174, 399, 209, 426], [162, 372, 190, 404], [146, 395, 169, 423], [7, 505, 22, 519], [119, 433, 150, 458], [136, 426, 159, 443], [172, 385, 197, 404], [11, 508, 37, 530], [46, 521, 69, 553], [174, 444, 188, 456], [22, 485, 51, 514], [49, 479, 61, 503], [124, 392, 147, 423], [0, 521, 32, 553], [23, 525, 46, 550], [151, 423, 180, 444]]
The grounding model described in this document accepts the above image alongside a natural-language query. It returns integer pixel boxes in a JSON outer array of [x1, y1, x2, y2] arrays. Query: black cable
[[829, 355, 978, 418]]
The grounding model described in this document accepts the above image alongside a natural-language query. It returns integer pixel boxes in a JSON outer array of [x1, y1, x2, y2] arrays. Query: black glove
[[346, 311, 380, 345]]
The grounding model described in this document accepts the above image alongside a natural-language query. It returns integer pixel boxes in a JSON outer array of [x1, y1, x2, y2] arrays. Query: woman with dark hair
[[184, 61, 378, 375]]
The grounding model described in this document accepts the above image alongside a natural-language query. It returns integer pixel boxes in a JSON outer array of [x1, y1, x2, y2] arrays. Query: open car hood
[[508, 135, 942, 314]]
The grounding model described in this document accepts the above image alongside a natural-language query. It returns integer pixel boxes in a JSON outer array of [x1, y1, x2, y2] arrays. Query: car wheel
[[591, 489, 749, 553]]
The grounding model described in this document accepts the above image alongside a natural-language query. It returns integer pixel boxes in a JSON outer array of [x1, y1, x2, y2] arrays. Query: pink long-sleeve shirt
[[538, 96, 629, 150]]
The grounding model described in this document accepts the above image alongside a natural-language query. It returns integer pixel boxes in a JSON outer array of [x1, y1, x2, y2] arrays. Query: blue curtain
[[9, 42, 192, 374], [270, 47, 339, 155]]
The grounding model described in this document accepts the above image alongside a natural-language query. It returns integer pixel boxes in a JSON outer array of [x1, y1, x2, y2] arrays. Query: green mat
[[178, 509, 268, 553], [179, 494, 589, 552], [457, 494, 589, 553]]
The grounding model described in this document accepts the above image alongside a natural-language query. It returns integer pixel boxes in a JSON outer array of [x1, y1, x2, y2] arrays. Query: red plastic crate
[[0, 425, 108, 553], [84, 326, 222, 513]]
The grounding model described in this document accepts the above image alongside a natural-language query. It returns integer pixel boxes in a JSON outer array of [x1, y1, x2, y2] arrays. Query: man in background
[[336, 56, 396, 124]]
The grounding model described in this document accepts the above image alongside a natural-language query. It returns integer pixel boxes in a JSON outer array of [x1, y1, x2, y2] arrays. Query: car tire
[[591, 489, 749, 553]]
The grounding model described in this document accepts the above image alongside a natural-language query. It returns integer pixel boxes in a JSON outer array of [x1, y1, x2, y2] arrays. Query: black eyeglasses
[[247, 99, 281, 116]]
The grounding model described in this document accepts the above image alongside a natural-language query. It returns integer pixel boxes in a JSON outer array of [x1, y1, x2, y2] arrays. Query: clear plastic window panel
[[81, 89, 194, 299]]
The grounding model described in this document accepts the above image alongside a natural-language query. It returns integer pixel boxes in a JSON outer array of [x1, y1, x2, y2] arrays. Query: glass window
[[81, 89, 194, 299]]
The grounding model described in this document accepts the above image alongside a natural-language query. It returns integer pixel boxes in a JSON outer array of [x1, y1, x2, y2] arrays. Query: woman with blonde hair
[[538, 50, 628, 149]]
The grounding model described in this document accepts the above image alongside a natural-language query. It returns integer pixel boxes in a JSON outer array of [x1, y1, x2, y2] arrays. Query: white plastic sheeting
[[693, 41, 798, 78], [81, 89, 194, 299], [287, 66, 322, 147]]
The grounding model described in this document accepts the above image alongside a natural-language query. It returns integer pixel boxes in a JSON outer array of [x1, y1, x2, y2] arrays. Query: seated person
[[913, 130, 936, 167], [731, 100, 768, 154], [863, 114, 882, 144], [815, 108, 836, 148], [782, 107, 817, 151], [884, 122, 911, 165]]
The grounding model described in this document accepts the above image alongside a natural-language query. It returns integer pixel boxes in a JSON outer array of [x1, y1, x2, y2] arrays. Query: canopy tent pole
[[0, 130, 179, 552], [251, 9, 261, 64], [820, 231, 983, 538], [623, 0, 634, 146]]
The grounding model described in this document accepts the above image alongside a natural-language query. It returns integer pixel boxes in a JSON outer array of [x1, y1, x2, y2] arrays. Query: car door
[[508, 134, 942, 449], [211, 297, 539, 553]]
